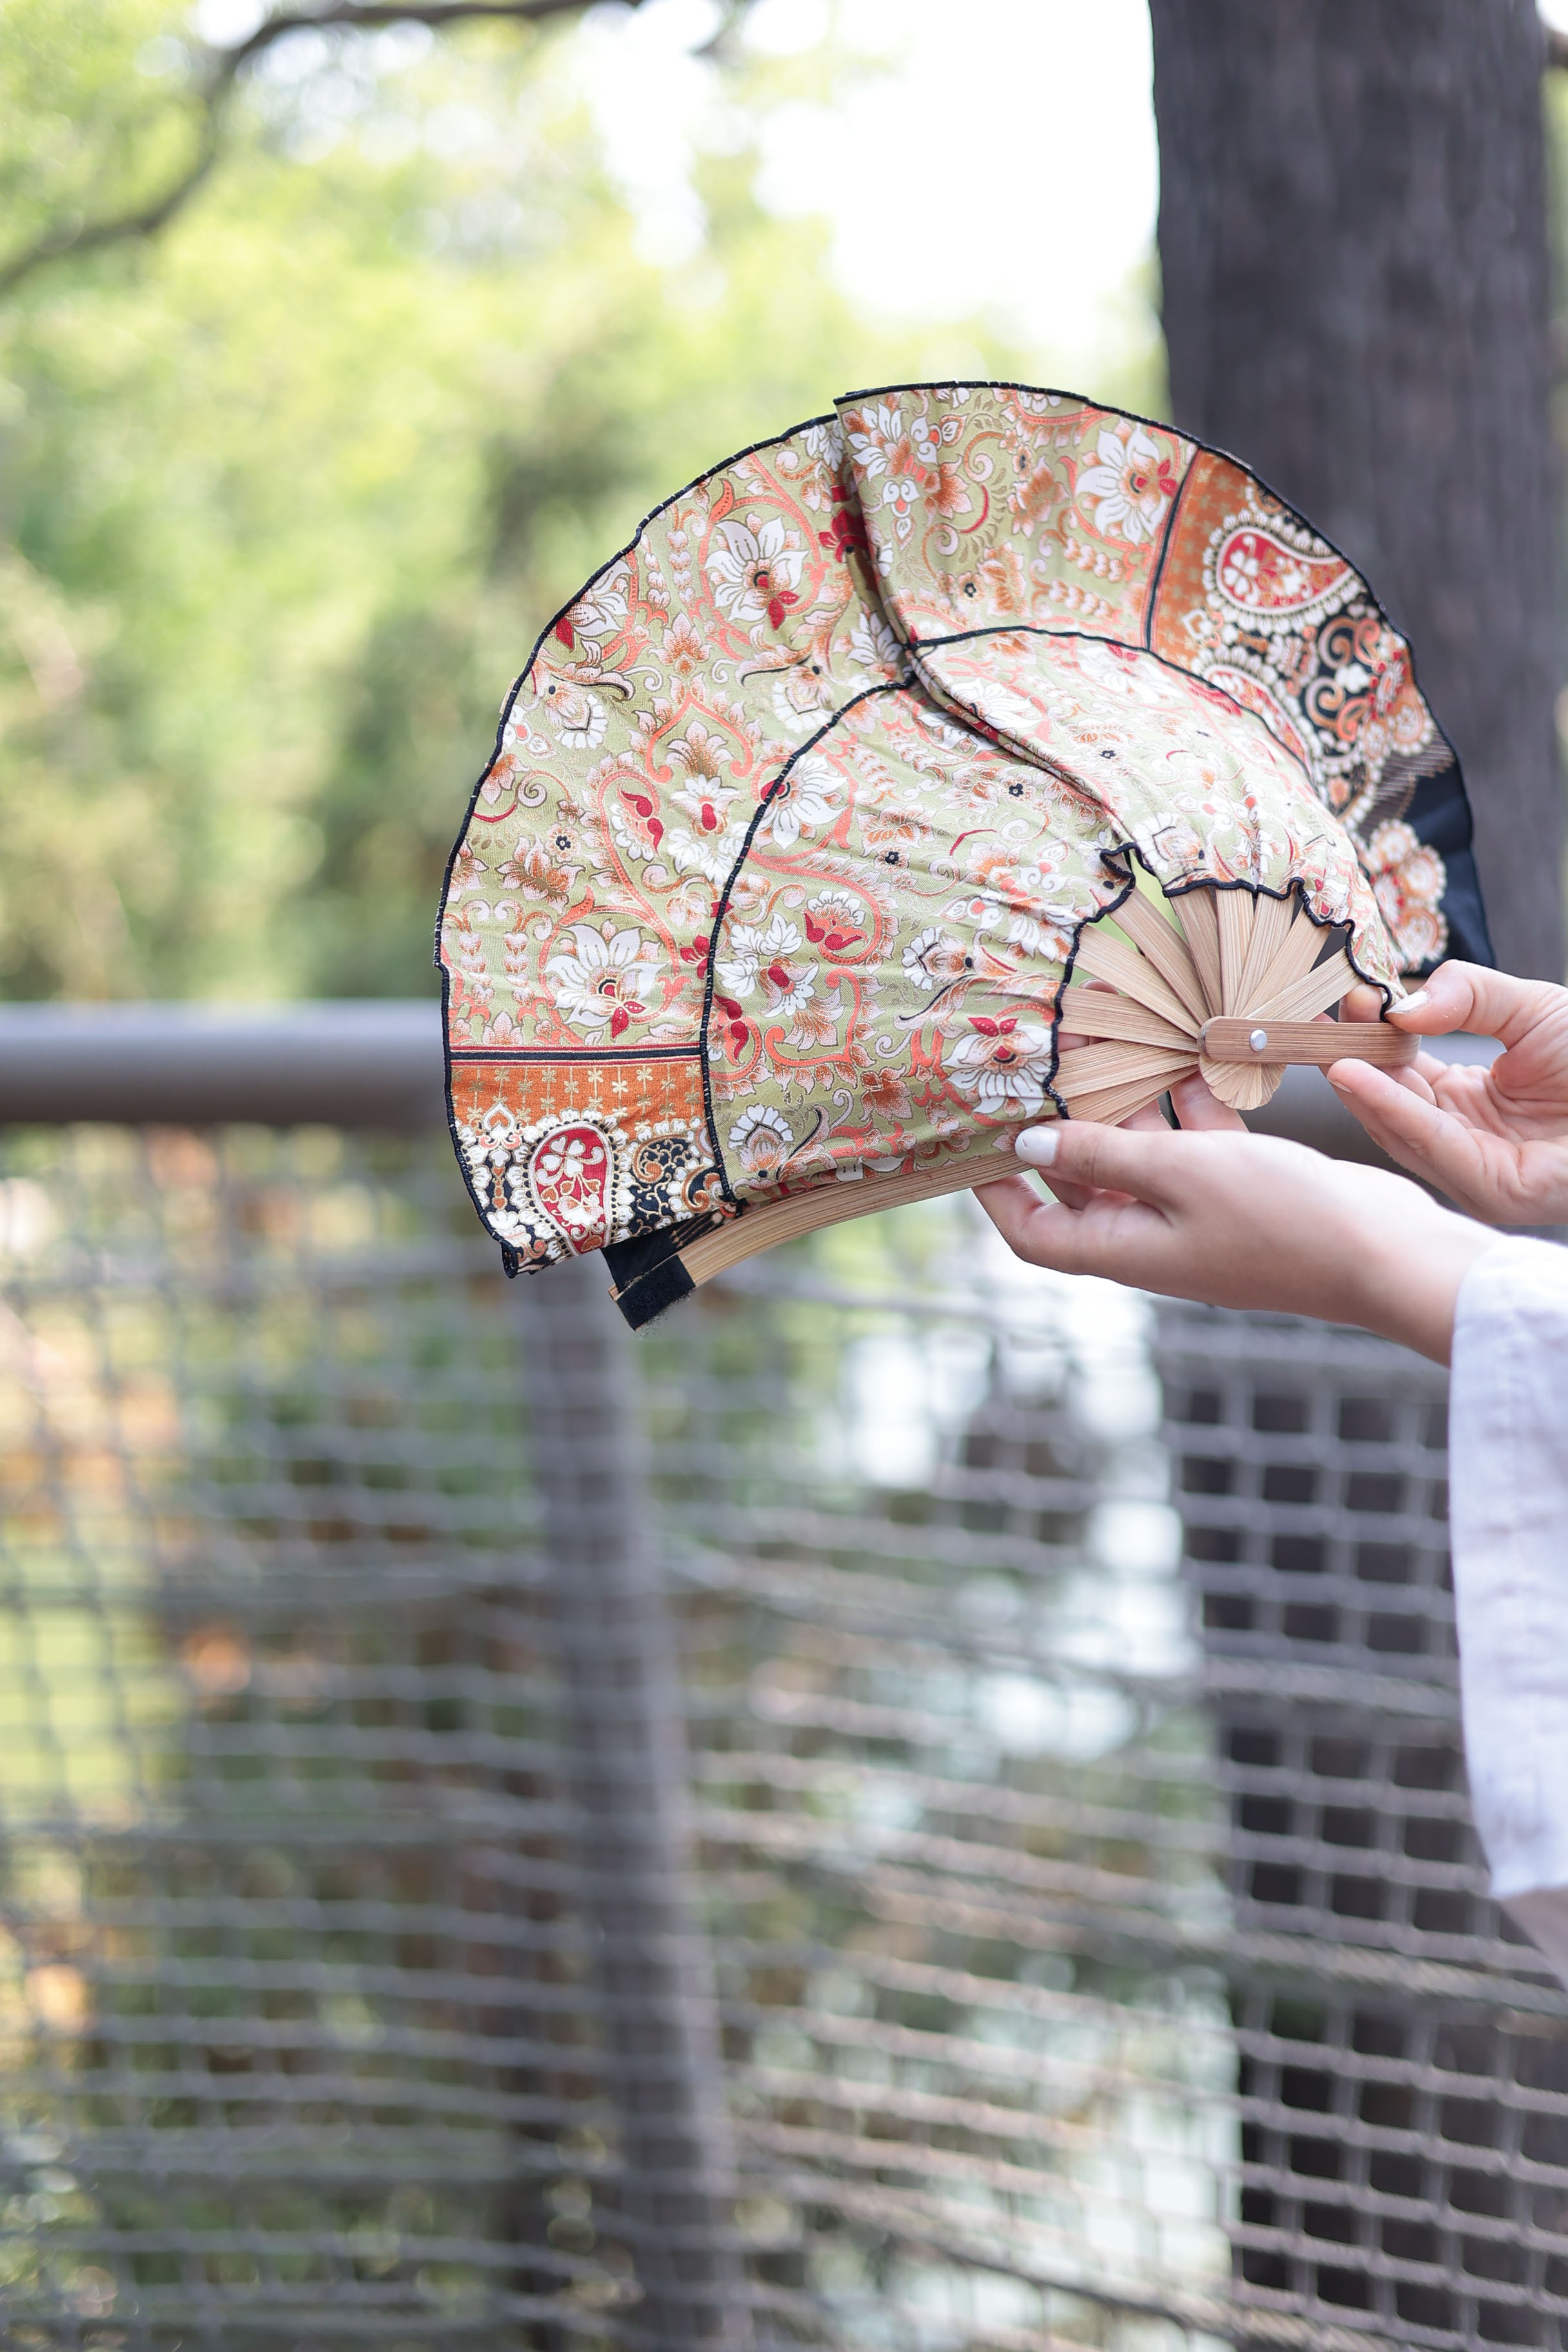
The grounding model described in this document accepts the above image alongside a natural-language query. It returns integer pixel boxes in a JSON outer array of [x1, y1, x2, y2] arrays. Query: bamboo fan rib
[[1055, 881, 1368, 1120], [1175, 885, 1224, 1014]]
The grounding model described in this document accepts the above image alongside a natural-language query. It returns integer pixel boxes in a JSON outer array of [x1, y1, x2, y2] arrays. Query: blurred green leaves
[[0, 0, 213, 291], [0, 5, 1065, 1001]]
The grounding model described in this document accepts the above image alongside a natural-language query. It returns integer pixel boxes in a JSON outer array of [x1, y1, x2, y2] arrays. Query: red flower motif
[[712, 992, 750, 1057], [620, 787, 663, 848], [754, 567, 799, 631], [803, 910, 865, 954], [818, 502, 869, 564], [1126, 456, 1179, 504]]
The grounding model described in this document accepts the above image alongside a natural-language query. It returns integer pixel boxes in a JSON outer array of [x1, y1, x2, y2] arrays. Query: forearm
[[1346, 1215, 1498, 1364]]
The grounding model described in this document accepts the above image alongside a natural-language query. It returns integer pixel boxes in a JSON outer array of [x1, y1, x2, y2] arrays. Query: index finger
[[976, 1171, 1163, 1279]]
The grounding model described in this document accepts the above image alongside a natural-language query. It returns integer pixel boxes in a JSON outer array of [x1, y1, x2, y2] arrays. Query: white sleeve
[[1449, 1233, 1568, 1981]]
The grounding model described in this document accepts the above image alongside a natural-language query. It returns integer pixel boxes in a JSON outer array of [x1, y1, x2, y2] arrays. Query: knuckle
[[1059, 1123, 1102, 1180], [1073, 1133, 1108, 1185]]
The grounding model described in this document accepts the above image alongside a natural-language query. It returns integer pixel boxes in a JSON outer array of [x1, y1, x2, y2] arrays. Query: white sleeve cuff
[[1449, 1235, 1568, 1961]]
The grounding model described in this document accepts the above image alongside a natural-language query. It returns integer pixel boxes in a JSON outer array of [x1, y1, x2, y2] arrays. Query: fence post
[[516, 1255, 749, 2349]]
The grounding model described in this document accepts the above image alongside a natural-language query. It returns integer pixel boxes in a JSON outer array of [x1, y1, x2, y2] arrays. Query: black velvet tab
[[609, 1253, 697, 1330], [604, 1226, 691, 1291], [603, 1220, 719, 1329]]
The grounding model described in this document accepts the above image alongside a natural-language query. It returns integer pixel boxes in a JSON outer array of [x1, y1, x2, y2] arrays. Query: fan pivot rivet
[[1248, 1028, 1268, 1053]]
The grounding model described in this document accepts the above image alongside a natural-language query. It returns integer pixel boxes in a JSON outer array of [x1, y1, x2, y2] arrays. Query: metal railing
[[0, 998, 1495, 1141], [1, 1005, 1557, 2352]]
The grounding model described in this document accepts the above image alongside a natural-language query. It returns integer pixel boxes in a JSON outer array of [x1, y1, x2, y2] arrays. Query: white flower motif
[[1005, 908, 1075, 961], [545, 922, 661, 1040], [1075, 421, 1179, 546], [568, 561, 631, 645], [798, 418, 846, 470], [448, 843, 486, 896], [947, 1015, 1055, 1116], [844, 402, 938, 482], [786, 986, 843, 1049], [705, 515, 805, 628], [668, 821, 746, 887], [848, 607, 903, 679], [670, 773, 741, 833], [843, 402, 941, 542], [803, 890, 867, 954], [1143, 816, 1209, 872], [759, 752, 842, 849], [766, 966, 816, 1018], [903, 926, 970, 989], [772, 664, 837, 734], [729, 1103, 795, 1180], [536, 672, 607, 749], [717, 913, 801, 998]]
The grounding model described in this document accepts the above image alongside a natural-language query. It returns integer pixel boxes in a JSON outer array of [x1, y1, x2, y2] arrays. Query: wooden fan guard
[[611, 879, 1416, 1304], [1054, 876, 1413, 1120]]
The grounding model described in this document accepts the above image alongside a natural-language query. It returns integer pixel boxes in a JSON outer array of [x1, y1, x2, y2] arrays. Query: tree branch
[[0, 0, 649, 299], [0, 132, 226, 298], [220, 0, 646, 74]]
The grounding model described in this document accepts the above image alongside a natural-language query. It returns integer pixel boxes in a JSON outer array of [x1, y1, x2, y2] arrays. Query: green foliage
[[0, 8, 1152, 1002], [0, 0, 206, 275]]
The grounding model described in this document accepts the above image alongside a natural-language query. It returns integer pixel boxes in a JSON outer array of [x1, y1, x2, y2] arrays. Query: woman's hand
[[978, 1117, 1494, 1364], [1329, 963, 1568, 1226]]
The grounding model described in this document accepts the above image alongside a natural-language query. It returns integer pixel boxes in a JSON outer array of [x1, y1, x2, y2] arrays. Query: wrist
[[1349, 1214, 1496, 1364]]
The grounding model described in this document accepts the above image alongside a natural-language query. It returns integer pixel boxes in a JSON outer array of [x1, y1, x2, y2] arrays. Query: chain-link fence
[[1, 1101, 1564, 2351]]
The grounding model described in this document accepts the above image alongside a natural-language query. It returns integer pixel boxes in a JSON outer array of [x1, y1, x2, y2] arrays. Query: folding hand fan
[[438, 382, 1491, 1328]]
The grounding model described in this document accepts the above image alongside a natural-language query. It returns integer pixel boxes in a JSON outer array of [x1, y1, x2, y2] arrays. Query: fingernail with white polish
[[1392, 990, 1429, 1017], [1015, 1127, 1059, 1167]]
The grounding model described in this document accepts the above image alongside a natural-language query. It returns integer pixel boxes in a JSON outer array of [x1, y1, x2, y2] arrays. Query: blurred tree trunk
[[1150, 0, 1565, 981]]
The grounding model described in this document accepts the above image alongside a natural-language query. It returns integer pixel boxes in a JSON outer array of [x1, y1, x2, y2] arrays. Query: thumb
[[1389, 960, 1554, 1048], [1015, 1117, 1181, 1204]]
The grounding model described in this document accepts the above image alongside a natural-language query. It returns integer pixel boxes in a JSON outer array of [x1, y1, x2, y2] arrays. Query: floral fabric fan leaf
[[437, 382, 1491, 1328]]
